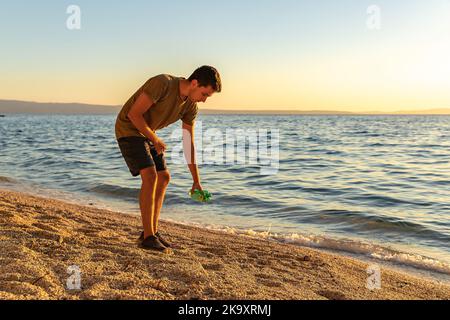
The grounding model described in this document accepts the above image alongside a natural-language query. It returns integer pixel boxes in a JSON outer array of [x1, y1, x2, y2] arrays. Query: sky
[[1, 0, 450, 112]]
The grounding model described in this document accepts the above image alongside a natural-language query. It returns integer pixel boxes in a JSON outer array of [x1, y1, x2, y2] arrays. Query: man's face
[[189, 82, 215, 103]]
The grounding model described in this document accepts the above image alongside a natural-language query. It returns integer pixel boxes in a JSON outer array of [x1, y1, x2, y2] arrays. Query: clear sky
[[1, 0, 449, 112]]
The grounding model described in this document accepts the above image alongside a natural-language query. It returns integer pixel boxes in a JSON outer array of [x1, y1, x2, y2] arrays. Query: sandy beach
[[0, 189, 449, 300]]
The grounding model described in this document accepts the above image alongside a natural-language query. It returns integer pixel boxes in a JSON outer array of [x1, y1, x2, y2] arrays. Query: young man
[[115, 66, 222, 251]]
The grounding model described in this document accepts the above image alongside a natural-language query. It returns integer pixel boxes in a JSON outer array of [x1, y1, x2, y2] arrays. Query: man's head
[[187, 66, 222, 103]]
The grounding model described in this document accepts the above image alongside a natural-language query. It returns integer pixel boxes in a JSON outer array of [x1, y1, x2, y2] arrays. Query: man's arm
[[127, 92, 157, 141], [128, 92, 166, 154], [182, 121, 202, 191]]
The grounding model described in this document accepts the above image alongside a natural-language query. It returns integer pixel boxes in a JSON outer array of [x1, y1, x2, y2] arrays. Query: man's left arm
[[182, 121, 203, 192]]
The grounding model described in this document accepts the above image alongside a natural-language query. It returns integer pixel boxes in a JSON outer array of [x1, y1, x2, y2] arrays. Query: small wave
[[237, 228, 450, 275], [304, 136, 320, 142], [344, 130, 383, 137], [325, 150, 344, 155], [261, 183, 349, 195], [365, 133, 383, 137], [302, 186, 350, 196], [432, 180, 450, 186], [365, 143, 385, 147], [68, 160, 96, 166], [345, 130, 368, 134], [315, 209, 450, 241], [268, 182, 303, 191], [277, 232, 450, 275], [430, 160, 450, 165], [309, 148, 331, 153], [88, 183, 139, 201], [164, 193, 193, 205], [21, 157, 59, 168], [417, 144, 444, 148], [349, 193, 433, 207], [215, 193, 285, 210], [35, 147, 75, 153]]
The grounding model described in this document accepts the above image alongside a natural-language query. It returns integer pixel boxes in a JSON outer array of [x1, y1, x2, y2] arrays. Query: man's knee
[[140, 166, 157, 185], [157, 170, 171, 185]]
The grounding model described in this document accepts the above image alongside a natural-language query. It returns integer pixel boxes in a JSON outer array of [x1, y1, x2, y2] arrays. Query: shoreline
[[1, 189, 449, 300], [3, 180, 450, 283]]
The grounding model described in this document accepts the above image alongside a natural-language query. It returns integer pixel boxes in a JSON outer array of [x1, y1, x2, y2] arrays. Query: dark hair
[[188, 65, 222, 92]]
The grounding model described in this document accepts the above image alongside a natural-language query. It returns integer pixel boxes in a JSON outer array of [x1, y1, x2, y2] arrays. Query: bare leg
[[153, 170, 171, 232], [140, 167, 158, 238]]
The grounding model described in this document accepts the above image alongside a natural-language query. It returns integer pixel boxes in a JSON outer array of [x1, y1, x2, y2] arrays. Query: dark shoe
[[139, 231, 171, 248], [140, 235, 167, 252], [155, 232, 171, 248]]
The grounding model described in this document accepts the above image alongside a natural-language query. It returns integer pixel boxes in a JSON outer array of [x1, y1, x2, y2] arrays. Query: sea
[[1, 113, 449, 282]]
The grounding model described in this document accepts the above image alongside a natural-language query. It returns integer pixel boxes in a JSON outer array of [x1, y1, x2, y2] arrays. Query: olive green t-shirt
[[115, 74, 198, 139]]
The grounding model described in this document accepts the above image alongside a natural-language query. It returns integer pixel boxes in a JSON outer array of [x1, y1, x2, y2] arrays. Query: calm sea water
[[1, 114, 449, 279]]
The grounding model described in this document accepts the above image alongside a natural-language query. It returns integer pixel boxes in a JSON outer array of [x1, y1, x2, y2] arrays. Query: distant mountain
[[199, 109, 355, 115], [0, 100, 121, 114], [0, 99, 449, 115], [389, 108, 450, 115]]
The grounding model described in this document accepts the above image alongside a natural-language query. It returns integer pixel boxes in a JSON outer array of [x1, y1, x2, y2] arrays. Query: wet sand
[[1, 189, 449, 300]]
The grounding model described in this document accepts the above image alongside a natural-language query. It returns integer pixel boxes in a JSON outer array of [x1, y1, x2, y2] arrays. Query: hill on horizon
[[0, 99, 450, 115]]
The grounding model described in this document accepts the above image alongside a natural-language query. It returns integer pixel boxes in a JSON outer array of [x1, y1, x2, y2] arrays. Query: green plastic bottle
[[189, 189, 212, 203]]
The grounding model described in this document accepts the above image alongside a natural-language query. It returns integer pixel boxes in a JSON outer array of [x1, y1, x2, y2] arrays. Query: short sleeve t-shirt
[[115, 74, 198, 139]]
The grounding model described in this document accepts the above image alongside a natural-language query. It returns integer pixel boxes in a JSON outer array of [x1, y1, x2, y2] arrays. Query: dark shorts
[[117, 136, 167, 177]]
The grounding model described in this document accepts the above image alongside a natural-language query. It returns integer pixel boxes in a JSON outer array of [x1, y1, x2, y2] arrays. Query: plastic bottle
[[189, 189, 212, 203]]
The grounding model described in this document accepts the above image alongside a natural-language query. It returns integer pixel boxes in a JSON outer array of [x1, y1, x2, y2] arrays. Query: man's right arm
[[127, 92, 159, 143]]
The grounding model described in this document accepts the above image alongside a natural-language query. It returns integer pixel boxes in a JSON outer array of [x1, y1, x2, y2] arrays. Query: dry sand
[[1, 189, 449, 300]]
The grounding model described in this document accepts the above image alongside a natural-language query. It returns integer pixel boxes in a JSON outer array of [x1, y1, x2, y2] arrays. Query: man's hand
[[191, 181, 203, 193], [153, 137, 167, 155]]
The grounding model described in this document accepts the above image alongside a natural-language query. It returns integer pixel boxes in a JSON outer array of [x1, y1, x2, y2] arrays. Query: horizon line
[[1, 99, 450, 115]]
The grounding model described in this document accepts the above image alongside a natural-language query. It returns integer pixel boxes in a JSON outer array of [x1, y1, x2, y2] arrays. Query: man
[[115, 66, 221, 252]]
